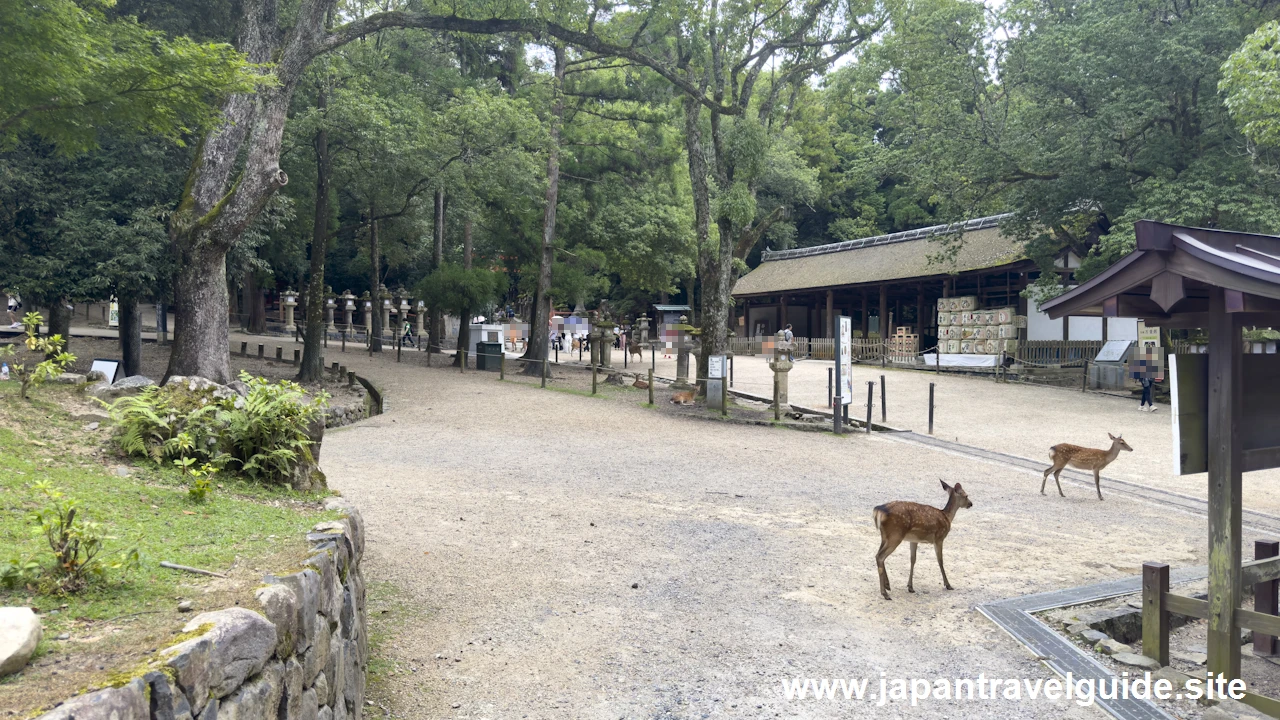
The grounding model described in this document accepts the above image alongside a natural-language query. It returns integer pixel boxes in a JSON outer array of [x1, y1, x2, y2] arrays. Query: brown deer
[[874, 481, 972, 601], [1042, 433, 1133, 501], [669, 390, 694, 405], [628, 342, 645, 362]]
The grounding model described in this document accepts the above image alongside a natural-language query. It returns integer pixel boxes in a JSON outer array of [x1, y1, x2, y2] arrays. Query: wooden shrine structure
[[1041, 220, 1280, 698]]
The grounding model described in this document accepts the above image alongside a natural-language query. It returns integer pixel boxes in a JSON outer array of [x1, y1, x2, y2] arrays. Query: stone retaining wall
[[324, 401, 369, 429], [34, 497, 368, 720]]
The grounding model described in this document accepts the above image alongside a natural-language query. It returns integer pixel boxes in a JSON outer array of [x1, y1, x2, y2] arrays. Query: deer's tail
[[873, 505, 889, 531]]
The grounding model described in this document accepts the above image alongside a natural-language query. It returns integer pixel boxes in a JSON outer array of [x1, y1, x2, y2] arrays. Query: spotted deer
[[873, 481, 972, 601], [1042, 433, 1133, 501]]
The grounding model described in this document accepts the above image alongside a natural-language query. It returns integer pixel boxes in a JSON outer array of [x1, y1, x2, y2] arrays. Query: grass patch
[[0, 383, 335, 716]]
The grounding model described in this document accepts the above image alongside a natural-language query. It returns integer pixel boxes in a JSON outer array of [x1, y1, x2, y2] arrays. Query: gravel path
[[630, 352, 1280, 514], [272, 336, 1261, 720]]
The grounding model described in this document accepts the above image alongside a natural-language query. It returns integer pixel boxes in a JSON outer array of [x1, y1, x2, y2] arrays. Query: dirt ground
[[257, 332, 1273, 720]]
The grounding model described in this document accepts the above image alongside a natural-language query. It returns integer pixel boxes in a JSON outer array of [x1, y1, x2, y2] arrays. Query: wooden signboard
[[1171, 353, 1280, 475]]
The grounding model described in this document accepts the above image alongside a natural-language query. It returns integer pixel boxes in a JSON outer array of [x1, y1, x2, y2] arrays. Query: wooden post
[[879, 284, 889, 340], [860, 290, 869, 339], [729, 355, 734, 387], [828, 367, 833, 408], [592, 363, 598, 395], [397, 334, 402, 363], [275, 346, 283, 362], [293, 349, 300, 365], [1142, 562, 1170, 667], [331, 361, 340, 375], [825, 290, 834, 339], [1082, 359, 1088, 392], [865, 382, 874, 434], [541, 357, 547, 388], [1207, 287, 1244, 680], [341, 330, 346, 352], [648, 368, 654, 406], [880, 374, 886, 422], [240, 341, 248, 356], [347, 371, 355, 389], [1255, 541, 1280, 657], [499, 353, 505, 380], [721, 370, 728, 417], [928, 383, 935, 435]]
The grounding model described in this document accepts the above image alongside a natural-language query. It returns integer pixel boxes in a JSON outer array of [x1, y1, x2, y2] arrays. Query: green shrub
[[106, 372, 328, 486], [4, 482, 142, 594], [0, 312, 76, 399]]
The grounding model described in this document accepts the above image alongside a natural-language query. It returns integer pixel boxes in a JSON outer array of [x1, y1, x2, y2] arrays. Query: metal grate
[[761, 213, 1015, 262]]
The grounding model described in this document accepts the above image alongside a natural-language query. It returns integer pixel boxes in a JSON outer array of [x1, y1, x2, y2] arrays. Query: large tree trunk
[[428, 188, 445, 353], [246, 268, 267, 333], [453, 218, 474, 367], [368, 209, 383, 352], [166, 245, 232, 383], [117, 290, 142, 377], [522, 43, 564, 374], [684, 97, 722, 395], [298, 87, 331, 382], [47, 298, 72, 355]]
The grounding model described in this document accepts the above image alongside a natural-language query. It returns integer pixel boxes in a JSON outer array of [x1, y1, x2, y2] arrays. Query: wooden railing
[[1143, 546, 1280, 716]]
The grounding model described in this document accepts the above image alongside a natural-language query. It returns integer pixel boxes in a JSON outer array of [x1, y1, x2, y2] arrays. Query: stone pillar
[[361, 292, 373, 337], [600, 324, 615, 368], [415, 301, 425, 339], [588, 313, 602, 366], [379, 284, 392, 339], [325, 292, 337, 333], [769, 329, 794, 407]]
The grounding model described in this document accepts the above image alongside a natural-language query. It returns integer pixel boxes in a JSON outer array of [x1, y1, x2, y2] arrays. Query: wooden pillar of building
[[826, 290, 834, 338], [879, 284, 889, 339], [780, 296, 787, 333], [861, 290, 869, 338], [1206, 287, 1244, 680], [917, 283, 926, 334]]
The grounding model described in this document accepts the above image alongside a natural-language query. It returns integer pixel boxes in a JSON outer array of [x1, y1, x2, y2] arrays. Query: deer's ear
[[1108, 432, 1117, 440], [940, 479, 952, 492]]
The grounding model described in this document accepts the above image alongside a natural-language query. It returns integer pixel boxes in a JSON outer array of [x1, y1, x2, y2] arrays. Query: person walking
[[6, 291, 21, 328], [783, 323, 795, 361], [401, 319, 414, 347]]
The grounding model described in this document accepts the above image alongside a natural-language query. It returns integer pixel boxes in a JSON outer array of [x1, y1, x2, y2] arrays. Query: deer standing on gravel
[[1041, 433, 1133, 501], [874, 481, 973, 601]]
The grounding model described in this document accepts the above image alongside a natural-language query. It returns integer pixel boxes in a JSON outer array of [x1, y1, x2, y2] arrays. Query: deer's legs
[[1041, 466, 1052, 494], [1053, 469, 1065, 497], [876, 536, 904, 600], [907, 542, 918, 593], [935, 542, 952, 590], [1094, 469, 1103, 501]]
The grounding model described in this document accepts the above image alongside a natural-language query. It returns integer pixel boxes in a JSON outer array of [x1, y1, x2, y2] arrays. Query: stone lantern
[[636, 314, 651, 345], [360, 291, 373, 338], [341, 290, 356, 334], [769, 328, 795, 412], [598, 313, 616, 369], [324, 287, 337, 333], [587, 311, 603, 367], [282, 288, 298, 333], [415, 300, 426, 340], [379, 284, 392, 339]]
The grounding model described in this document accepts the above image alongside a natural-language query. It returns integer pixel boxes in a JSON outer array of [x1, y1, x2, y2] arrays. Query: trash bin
[[476, 341, 503, 371]]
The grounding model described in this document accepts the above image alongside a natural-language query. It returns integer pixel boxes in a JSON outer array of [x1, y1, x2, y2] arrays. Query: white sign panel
[[838, 316, 853, 405], [708, 354, 725, 379], [1094, 339, 1132, 363]]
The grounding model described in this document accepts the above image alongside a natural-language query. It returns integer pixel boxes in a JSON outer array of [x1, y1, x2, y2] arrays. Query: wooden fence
[[729, 336, 904, 363], [1014, 340, 1102, 367]]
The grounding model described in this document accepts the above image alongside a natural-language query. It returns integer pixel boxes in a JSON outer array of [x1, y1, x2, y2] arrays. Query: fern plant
[[106, 371, 327, 486]]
